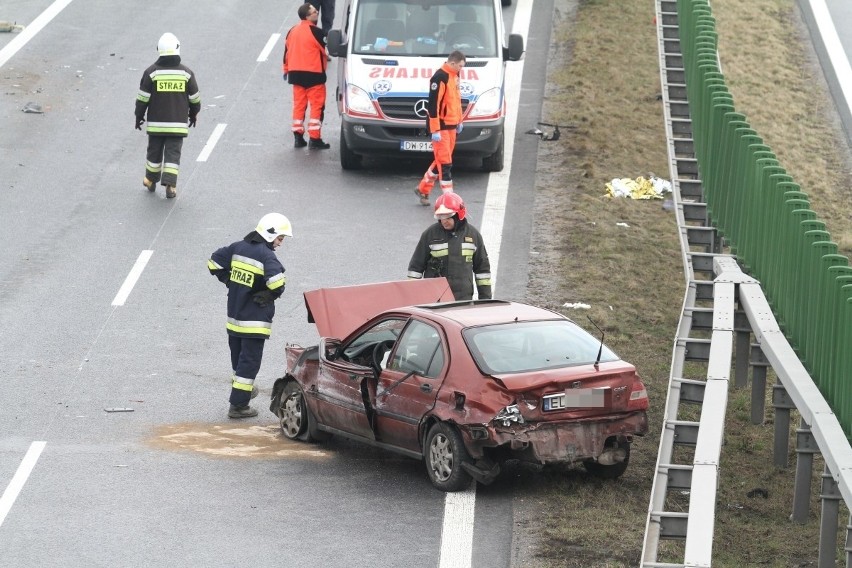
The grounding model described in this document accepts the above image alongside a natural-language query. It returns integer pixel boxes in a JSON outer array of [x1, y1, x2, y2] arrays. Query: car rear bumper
[[341, 115, 503, 158], [460, 411, 649, 463]]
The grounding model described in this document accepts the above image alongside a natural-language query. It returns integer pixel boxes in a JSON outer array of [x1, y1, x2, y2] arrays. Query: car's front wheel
[[424, 422, 473, 491], [277, 381, 327, 442], [583, 438, 630, 479]]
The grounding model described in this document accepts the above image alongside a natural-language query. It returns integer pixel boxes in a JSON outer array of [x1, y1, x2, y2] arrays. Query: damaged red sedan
[[270, 279, 649, 491]]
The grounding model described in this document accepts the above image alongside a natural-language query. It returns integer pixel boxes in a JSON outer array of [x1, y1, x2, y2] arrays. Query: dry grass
[[518, 0, 852, 565]]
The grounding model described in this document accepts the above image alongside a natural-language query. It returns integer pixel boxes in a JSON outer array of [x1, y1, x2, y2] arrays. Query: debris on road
[[0, 21, 25, 33], [21, 102, 43, 114], [104, 407, 134, 413]]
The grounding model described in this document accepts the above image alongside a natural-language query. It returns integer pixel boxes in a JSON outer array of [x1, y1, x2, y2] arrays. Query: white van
[[326, 0, 524, 171]]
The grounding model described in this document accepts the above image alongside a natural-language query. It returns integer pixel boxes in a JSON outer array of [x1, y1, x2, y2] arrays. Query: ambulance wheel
[[502, 0, 512, 6], [482, 136, 504, 172], [340, 127, 363, 170]]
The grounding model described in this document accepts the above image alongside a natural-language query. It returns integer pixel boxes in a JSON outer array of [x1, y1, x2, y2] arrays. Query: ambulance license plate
[[400, 140, 433, 152]]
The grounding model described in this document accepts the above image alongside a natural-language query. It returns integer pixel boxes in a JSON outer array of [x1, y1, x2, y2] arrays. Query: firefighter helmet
[[157, 33, 181, 56], [256, 213, 293, 242], [434, 192, 466, 221]]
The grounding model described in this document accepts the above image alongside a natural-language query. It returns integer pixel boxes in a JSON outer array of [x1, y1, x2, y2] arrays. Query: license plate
[[543, 388, 606, 411], [400, 140, 433, 152]]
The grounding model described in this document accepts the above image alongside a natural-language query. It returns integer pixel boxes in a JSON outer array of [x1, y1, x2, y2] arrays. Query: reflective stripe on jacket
[[209, 235, 286, 339], [427, 63, 462, 133], [407, 219, 491, 301], [135, 56, 201, 137]]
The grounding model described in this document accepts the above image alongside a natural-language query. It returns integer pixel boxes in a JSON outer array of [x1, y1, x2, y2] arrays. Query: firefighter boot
[[142, 177, 156, 192], [308, 138, 331, 150], [228, 405, 258, 419], [294, 133, 307, 148], [165, 185, 177, 198]]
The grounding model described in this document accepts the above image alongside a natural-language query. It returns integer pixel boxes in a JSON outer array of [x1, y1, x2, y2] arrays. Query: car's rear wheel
[[277, 382, 328, 442], [583, 438, 630, 479], [425, 422, 473, 491]]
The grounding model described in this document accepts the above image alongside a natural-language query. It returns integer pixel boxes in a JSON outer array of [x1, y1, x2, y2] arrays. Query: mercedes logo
[[413, 99, 429, 117]]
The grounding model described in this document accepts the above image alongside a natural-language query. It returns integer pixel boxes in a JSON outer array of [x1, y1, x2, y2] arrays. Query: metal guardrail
[[641, 1, 852, 566]]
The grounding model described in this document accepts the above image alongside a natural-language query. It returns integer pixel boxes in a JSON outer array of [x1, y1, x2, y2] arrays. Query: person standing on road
[[283, 4, 330, 149], [208, 213, 292, 419], [407, 192, 491, 301], [415, 50, 466, 206], [135, 33, 201, 199], [307, 0, 335, 36]]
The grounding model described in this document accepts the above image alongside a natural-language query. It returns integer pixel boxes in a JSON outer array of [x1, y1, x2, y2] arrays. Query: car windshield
[[463, 320, 620, 374], [352, 0, 499, 57]]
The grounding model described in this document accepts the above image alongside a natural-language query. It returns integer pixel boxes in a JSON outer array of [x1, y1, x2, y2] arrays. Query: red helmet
[[434, 192, 466, 221]]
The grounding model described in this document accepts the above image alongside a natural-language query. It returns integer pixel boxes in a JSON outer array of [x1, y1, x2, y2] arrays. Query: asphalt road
[[0, 0, 553, 566]]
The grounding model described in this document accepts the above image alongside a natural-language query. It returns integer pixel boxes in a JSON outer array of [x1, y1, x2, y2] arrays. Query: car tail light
[[627, 381, 649, 411]]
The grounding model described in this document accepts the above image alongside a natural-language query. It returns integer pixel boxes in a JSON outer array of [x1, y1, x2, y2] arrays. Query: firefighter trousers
[[145, 135, 183, 188], [228, 336, 266, 407], [292, 84, 327, 140]]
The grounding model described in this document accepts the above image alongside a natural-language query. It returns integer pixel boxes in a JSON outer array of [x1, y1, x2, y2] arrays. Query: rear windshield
[[352, 0, 499, 57], [463, 320, 620, 374]]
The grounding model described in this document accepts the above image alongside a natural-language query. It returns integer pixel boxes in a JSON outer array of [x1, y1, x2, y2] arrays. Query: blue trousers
[[228, 335, 266, 407]]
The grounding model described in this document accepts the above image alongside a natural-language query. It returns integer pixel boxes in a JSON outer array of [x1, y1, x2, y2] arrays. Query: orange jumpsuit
[[418, 62, 463, 196], [283, 19, 328, 140]]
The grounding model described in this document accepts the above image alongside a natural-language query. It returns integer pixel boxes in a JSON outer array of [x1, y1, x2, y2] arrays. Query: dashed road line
[[112, 250, 153, 306], [0, 442, 46, 528]]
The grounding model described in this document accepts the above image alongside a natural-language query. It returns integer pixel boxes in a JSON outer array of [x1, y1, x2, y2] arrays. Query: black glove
[[135, 118, 144, 130], [252, 290, 277, 307], [188, 115, 197, 128]]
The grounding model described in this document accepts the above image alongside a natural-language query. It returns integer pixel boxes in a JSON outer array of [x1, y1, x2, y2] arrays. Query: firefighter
[[283, 4, 330, 149], [135, 33, 201, 199], [407, 192, 492, 301], [208, 213, 292, 419], [415, 50, 466, 206]]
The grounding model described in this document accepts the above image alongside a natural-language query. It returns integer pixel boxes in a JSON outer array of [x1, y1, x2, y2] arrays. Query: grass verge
[[518, 0, 852, 566]]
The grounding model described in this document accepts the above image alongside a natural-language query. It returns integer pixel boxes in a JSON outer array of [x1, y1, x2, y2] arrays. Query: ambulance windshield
[[352, 0, 499, 58]]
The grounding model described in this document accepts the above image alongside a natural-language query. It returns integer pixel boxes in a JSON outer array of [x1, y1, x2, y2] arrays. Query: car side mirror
[[505, 33, 524, 61], [327, 29, 346, 57]]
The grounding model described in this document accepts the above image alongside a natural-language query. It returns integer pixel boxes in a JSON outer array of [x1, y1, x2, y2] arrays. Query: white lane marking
[[258, 33, 282, 62], [0, 0, 75, 69], [808, 0, 852, 121], [0, 442, 46, 528], [112, 250, 153, 306], [480, 0, 533, 293], [439, 1, 534, 565], [438, 485, 477, 568], [197, 123, 227, 162]]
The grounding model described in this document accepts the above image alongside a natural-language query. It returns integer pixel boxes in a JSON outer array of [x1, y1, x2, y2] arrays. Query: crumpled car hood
[[303, 278, 454, 338]]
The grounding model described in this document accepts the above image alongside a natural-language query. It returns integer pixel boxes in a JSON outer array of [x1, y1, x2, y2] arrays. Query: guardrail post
[[750, 344, 768, 424], [773, 379, 795, 467], [735, 327, 750, 388], [818, 464, 841, 568], [791, 419, 817, 524], [845, 512, 852, 566]]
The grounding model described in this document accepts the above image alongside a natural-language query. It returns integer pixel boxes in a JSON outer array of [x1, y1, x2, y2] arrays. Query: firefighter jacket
[[407, 219, 492, 301], [283, 20, 327, 87], [427, 62, 462, 133], [135, 55, 201, 137], [208, 232, 286, 339]]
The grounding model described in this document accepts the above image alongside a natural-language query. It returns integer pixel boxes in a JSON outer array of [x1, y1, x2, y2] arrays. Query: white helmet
[[256, 213, 293, 242], [157, 33, 180, 56]]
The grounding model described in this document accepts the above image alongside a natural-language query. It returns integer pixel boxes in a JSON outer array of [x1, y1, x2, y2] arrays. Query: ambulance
[[326, 0, 524, 171]]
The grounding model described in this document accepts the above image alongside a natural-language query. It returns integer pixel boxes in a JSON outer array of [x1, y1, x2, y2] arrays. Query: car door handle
[[420, 383, 432, 393]]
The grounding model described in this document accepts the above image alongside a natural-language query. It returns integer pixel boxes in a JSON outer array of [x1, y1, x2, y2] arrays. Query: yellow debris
[[605, 175, 672, 199]]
